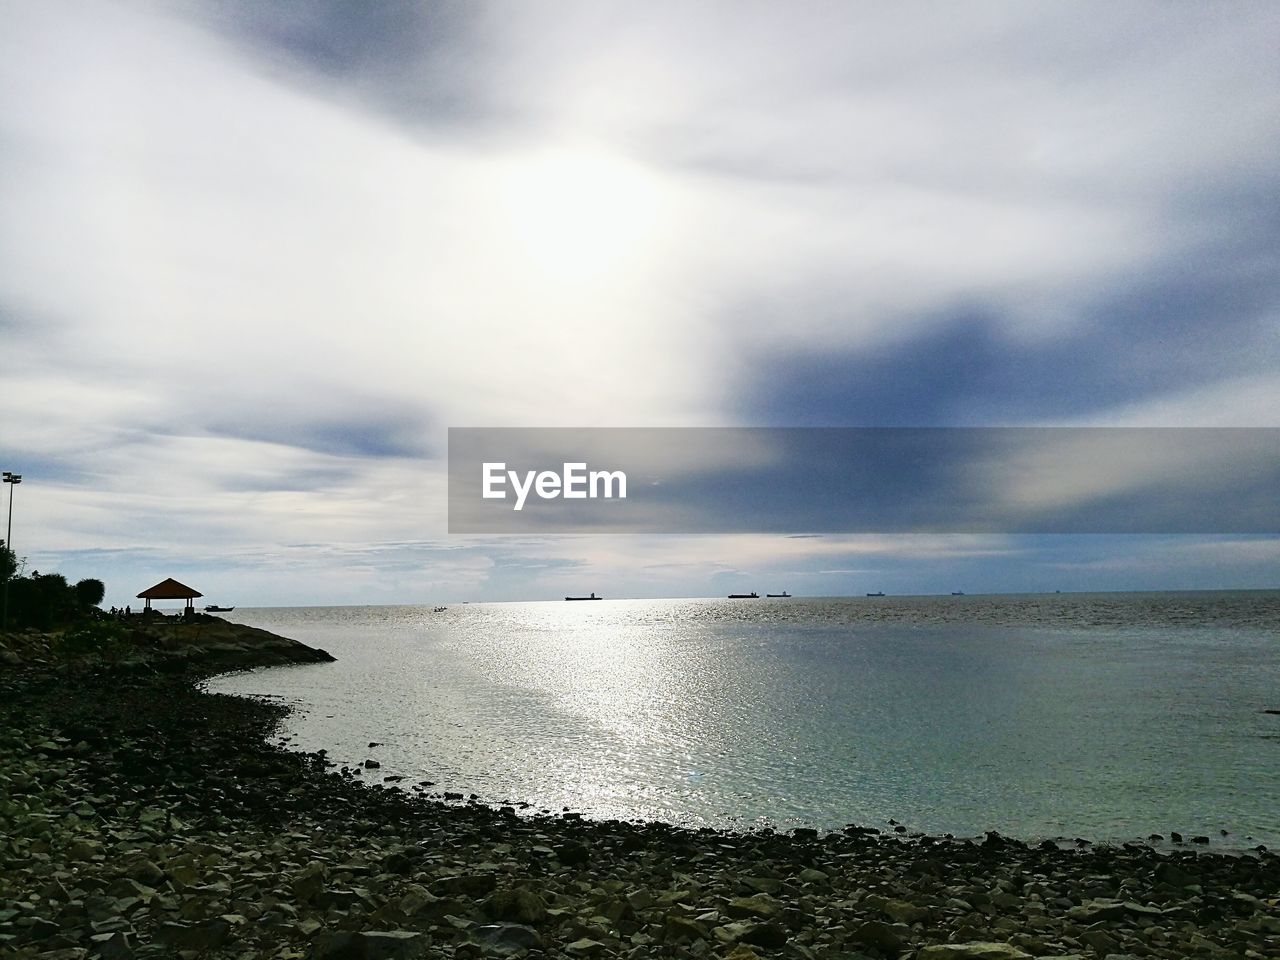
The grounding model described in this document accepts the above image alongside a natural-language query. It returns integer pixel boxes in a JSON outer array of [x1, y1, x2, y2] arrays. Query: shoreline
[[2, 623, 1277, 958]]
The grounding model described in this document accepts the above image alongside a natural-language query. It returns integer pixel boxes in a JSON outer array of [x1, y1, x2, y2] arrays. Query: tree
[[74, 578, 105, 610], [0, 542, 16, 581]]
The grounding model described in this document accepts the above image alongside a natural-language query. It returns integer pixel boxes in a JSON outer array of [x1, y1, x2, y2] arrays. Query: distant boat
[[728, 592, 759, 599], [866, 592, 885, 597], [951, 591, 965, 596], [204, 605, 235, 612], [566, 592, 601, 601], [766, 592, 791, 598]]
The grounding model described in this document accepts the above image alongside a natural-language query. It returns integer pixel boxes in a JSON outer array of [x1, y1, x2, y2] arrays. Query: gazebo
[[136, 577, 203, 613]]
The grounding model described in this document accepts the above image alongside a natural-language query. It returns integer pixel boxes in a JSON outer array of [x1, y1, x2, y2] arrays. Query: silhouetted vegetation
[[1, 546, 106, 630]]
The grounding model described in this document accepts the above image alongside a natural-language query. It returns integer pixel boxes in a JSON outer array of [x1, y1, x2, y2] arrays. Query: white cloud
[[2, 1, 1278, 598]]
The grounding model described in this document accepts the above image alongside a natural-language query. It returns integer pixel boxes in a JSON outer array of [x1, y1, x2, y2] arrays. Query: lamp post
[[2, 471, 20, 631]]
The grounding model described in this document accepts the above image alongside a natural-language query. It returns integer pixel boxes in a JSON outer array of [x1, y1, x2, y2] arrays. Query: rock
[[555, 840, 591, 865], [740, 921, 788, 948], [483, 887, 547, 925], [664, 915, 708, 941], [626, 889, 654, 911], [89, 918, 133, 935], [1067, 899, 1129, 923], [297, 918, 323, 937], [317, 887, 365, 910], [26, 917, 62, 940], [166, 862, 199, 886], [125, 860, 164, 886], [565, 938, 608, 956], [882, 898, 930, 924], [796, 867, 828, 884], [67, 838, 103, 861], [727, 894, 783, 920], [849, 919, 904, 952], [154, 918, 232, 951], [1154, 862, 1195, 888], [1120, 900, 1165, 917], [713, 922, 754, 944], [1078, 929, 1119, 953], [313, 930, 431, 960], [430, 873, 497, 897], [397, 885, 441, 917], [87, 931, 133, 960], [916, 943, 1032, 960], [472, 923, 542, 954], [292, 867, 327, 902]]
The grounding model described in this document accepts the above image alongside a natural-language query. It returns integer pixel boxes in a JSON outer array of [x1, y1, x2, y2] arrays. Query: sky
[[1, 0, 1278, 607]]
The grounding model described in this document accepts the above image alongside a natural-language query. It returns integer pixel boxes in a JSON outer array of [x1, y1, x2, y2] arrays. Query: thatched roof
[[137, 578, 203, 600]]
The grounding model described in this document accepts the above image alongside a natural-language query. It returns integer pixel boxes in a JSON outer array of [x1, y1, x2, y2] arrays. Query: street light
[[2, 471, 21, 630]]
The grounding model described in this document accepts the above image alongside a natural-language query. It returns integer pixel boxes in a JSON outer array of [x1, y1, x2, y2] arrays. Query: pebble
[[1, 626, 1276, 960]]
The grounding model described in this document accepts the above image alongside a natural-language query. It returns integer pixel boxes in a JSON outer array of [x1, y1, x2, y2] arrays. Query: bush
[[3, 569, 106, 630]]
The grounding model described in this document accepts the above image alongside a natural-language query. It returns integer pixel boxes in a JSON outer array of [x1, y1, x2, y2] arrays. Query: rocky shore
[[2, 623, 1277, 960]]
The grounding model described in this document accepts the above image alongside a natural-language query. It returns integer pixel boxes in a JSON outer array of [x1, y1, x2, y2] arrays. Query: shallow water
[[206, 592, 1280, 847]]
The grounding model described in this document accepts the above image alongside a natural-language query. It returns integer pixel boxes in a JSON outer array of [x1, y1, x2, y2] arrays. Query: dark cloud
[[191, 0, 499, 130], [737, 214, 1280, 427], [202, 410, 434, 459]]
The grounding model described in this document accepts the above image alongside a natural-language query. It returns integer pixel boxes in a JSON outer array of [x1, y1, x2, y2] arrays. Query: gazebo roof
[[137, 578, 204, 600]]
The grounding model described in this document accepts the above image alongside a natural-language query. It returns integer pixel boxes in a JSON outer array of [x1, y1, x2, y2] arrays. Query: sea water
[[205, 592, 1280, 847]]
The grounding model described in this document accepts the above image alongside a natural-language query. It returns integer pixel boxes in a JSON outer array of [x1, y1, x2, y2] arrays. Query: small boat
[[566, 592, 602, 601], [951, 591, 965, 596], [766, 592, 791, 598], [728, 592, 759, 599], [866, 592, 885, 597], [204, 605, 235, 612]]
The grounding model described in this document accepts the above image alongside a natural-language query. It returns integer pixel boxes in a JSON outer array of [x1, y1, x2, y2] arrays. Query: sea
[[204, 591, 1280, 849]]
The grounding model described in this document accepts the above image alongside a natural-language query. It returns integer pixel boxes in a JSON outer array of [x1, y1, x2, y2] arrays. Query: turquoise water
[[205, 592, 1280, 847]]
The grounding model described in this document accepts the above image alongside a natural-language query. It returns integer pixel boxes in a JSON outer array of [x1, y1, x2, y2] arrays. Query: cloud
[[1, 1, 1278, 599]]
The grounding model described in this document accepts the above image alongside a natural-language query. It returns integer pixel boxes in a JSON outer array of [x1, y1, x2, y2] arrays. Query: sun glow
[[499, 147, 664, 283]]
